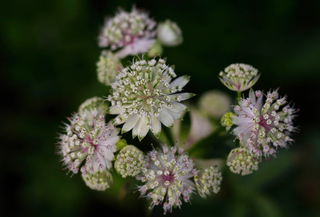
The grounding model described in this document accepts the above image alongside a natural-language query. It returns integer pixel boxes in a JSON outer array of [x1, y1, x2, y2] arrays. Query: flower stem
[[235, 91, 241, 105]]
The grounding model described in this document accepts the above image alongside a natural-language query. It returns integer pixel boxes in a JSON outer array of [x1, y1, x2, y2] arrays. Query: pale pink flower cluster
[[231, 89, 298, 159]]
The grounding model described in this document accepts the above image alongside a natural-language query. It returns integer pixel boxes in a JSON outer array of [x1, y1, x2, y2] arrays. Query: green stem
[[235, 91, 241, 105]]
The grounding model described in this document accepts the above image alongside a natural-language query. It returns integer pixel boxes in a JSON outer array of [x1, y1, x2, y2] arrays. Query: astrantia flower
[[57, 98, 120, 177], [219, 63, 260, 92], [157, 19, 183, 47], [231, 89, 298, 159], [97, 50, 121, 86], [136, 145, 196, 214], [82, 170, 113, 191], [98, 6, 157, 58], [107, 57, 194, 141], [198, 90, 232, 118], [115, 145, 145, 178], [227, 148, 259, 176], [194, 166, 222, 198]]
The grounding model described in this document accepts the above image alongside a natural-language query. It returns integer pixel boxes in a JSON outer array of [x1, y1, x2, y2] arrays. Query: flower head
[[97, 50, 121, 86], [157, 19, 183, 47], [231, 89, 298, 159], [107, 57, 194, 141], [57, 98, 120, 177], [227, 148, 259, 176], [82, 169, 113, 191], [136, 145, 196, 214], [219, 63, 260, 92], [199, 90, 232, 118], [194, 166, 222, 198], [98, 6, 157, 58], [115, 145, 145, 178]]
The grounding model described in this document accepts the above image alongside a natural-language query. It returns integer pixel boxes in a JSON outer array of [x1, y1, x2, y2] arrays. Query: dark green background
[[1, 0, 320, 216]]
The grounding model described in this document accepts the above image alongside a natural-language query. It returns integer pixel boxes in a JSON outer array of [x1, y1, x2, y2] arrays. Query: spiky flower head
[[97, 50, 121, 86], [227, 148, 259, 176], [199, 90, 232, 118], [107, 57, 195, 141], [115, 145, 145, 178], [98, 6, 157, 58], [136, 145, 196, 214], [157, 19, 183, 47], [194, 166, 222, 198], [57, 98, 120, 177], [231, 89, 298, 159], [219, 63, 260, 92], [82, 169, 113, 191]]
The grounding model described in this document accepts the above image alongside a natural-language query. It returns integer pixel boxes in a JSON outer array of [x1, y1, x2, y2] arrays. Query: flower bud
[[194, 166, 222, 198], [227, 148, 259, 176], [157, 19, 183, 47], [82, 170, 113, 191], [115, 145, 145, 178], [97, 50, 120, 86], [220, 112, 234, 131], [199, 90, 232, 118], [219, 63, 260, 92], [148, 40, 163, 57]]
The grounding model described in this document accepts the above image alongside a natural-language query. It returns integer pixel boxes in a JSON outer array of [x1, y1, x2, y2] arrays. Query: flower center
[[161, 170, 175, 185]]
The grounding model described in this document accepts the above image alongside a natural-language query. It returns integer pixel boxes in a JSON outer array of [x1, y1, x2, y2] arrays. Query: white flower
[[57, 98, 120, 179], [227, 148, 259, 176], [82, 170, 113, 191], [231, 89, 298, 159], [219, 63, 260, 92], [136, 145, 196, 214], [107, 57, 195, 141], [97, 50, 121, 86], [114, 145, 145, 178], [98, 6, 157, 58], [194, 166, 222, 198], [157, 19, 183, 47], [198, 90, 232, 118]]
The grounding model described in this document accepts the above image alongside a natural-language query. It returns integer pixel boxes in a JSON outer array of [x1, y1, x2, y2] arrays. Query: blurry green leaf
[[255, 194, 282, 217]]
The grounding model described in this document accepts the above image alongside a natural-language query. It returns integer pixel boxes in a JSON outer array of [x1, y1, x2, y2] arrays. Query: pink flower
[[231, 89, 298, 159]]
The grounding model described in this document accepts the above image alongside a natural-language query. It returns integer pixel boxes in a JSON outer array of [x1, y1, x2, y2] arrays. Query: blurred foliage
[[1, 0, 320, 216]]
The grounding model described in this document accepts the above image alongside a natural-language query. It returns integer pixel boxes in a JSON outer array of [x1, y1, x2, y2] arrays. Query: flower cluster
[[107, 57, 194, 140], [157, 19, 183, 47], [219, 63, 260, 92], [98, 6, 157, 58], [57, 97, 120, 187], [231, 89, 298, 159], [194, 166, 222, 198], [115, 145, 145, 178], [82, 170, 113, 191], [227, 148, 259, 176], [136, 145, 197, 214], [97, 50, 120, 86]]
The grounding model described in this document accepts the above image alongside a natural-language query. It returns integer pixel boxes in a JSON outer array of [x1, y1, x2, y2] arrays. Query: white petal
[[163, 107, 182, 120], [159, 109, 174, 127], [99, 136, 120, 146], [104, 149, 114, 162], [151, 113, 161, 138], [168, 93, 195, 102], [249, 88, 256, 105], [168, 102, 188, 113], [108, 106, 123, 114], [122, 114, 139, 133], [168, 75, 190, 89], [137, 115, 150, 141], [115, 39, 156, 58]]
